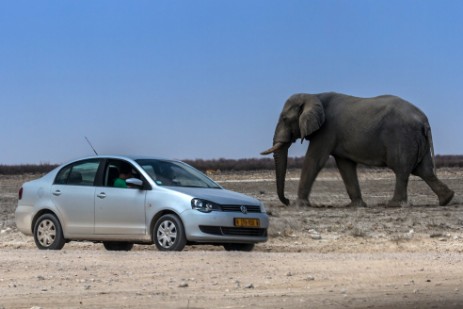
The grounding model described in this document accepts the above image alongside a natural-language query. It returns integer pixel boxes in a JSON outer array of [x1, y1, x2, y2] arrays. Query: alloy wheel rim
[[157, 220, 177, 249], [37, 219, 56, 247]]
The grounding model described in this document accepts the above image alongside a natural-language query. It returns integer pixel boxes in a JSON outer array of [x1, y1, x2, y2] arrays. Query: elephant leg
[[412, 155, 454, 206], [334, 157, 366, 207], [296, 144, 331, 207], [388, 172, 410, 207]]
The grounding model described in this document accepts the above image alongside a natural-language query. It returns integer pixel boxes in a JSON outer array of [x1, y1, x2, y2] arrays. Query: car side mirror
[[126, 178, 144, 188]]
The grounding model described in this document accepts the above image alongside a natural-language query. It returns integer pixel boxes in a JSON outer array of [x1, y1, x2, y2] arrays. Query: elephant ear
[[299, 96, 325, 139]]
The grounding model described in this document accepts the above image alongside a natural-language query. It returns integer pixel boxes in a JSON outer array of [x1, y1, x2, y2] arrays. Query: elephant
[[261, 92, 454, 208]]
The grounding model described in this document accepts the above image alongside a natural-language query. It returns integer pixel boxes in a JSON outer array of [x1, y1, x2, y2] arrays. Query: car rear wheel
[[103, 241, 134, 251], [33, 214, 65, 250], [223, 243, 255, 252], [153, 214, 186, 251]]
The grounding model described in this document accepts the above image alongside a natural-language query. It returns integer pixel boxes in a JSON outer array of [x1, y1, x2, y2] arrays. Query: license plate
[[234, 218, 260, 228]]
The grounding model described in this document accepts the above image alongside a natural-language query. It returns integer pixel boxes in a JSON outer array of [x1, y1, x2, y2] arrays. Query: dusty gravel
[[1, 168, 463, 308]]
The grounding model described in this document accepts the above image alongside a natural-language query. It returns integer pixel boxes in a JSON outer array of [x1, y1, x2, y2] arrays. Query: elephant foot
[[346, 200, 367, 208], [278, 197, 290, 206], [438, 189, 454, 206], [295, 198, 311, 208], [386, 199, 408, 208]]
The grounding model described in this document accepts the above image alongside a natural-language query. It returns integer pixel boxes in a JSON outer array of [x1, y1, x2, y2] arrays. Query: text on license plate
[[234, 218, 260, 228]]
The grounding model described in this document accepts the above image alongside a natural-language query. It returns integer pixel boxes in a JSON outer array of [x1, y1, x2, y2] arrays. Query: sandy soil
[[1, 168, 462, 308]]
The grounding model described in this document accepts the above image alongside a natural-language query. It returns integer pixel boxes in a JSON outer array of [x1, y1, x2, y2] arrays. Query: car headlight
[[191, 198, 220, 213]]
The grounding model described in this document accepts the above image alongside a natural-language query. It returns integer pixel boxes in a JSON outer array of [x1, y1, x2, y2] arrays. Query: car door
[[94, 160, 147, 235], [50, 159, 101, 236]]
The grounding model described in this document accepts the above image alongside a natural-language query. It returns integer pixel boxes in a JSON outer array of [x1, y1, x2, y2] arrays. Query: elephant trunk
[[273, 144, 290, 206], [261, 120, 293, 206]]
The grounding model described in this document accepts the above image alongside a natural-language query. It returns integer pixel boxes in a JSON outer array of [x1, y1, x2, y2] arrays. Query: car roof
[[63, 155, 180, 165]]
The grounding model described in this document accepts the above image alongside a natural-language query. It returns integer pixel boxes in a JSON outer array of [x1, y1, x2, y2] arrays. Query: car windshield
[[136, 159, 221, 189]]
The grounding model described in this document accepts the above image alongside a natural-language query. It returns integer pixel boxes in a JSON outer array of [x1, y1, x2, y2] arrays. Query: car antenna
[[84, 136, 99, 155]]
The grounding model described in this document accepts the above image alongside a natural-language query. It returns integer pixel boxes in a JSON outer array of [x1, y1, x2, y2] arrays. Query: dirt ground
[[1, 168, 463, 308]]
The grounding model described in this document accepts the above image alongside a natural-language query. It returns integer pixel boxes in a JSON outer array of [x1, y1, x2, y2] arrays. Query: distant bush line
[[1, 155, 462, 175], [185, 155, 463, 171], [0, 164, 58, 175]]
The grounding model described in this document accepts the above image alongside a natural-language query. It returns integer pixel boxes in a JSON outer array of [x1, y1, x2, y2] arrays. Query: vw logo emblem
[[240, 205, 248, 214]]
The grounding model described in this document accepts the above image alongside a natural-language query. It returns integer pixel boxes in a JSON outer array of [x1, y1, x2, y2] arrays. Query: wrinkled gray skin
[[262, 92, 454, 207]]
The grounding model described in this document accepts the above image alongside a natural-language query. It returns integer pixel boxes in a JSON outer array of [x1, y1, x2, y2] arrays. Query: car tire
[[103, 242, 134, 251], [223, 243, 255, 252], [153, 214, 186, 251], [33, 213, 65, 250]]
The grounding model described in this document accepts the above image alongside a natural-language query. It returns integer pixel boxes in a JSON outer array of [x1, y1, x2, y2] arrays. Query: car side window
[[54, 160, 100, 186], [105, 163, 122, 187], [104, 160, 141, 188]]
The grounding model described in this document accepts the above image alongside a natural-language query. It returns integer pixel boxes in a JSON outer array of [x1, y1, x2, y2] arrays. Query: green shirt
[[113, 178, 127, 188]]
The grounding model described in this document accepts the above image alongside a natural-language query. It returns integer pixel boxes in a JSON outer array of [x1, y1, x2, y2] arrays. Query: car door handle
[[52, 190, 61, 196], [97, 192, 107, 199]]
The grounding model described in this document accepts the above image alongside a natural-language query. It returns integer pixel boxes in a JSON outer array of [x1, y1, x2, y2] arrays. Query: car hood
[[166, 187, 261, 206]]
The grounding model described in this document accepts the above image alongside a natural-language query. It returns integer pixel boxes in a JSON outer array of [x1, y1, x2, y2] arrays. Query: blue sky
[[1, 1, 462, 164]]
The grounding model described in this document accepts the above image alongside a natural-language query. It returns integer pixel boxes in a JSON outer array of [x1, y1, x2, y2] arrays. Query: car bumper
[[15, 206, 34, 235], [181, 209, 269, 243]]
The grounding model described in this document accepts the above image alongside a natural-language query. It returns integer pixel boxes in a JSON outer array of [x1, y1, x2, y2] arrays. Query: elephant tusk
[[260, 142, 285, 155]]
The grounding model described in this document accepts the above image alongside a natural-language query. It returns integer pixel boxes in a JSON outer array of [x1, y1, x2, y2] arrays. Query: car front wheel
[[33, 214, 65, 250], [153, 214, 186, 251]]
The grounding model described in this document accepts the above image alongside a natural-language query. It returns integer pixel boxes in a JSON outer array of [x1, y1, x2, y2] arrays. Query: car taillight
[[18, 187, 23, 200]]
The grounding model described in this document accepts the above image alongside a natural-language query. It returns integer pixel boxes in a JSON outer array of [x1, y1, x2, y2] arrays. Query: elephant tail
[[425, 125, 436, 174]]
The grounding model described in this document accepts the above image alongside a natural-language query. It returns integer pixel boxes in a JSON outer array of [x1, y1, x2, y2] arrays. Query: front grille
[[221, 227, 267, 237], [199, 225, 267, 237], [220, 205, 261, 213], [199, 226, 222, 235]]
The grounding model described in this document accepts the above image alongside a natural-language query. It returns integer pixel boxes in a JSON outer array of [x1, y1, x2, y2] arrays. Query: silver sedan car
[[15, 155, 268, 251]]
